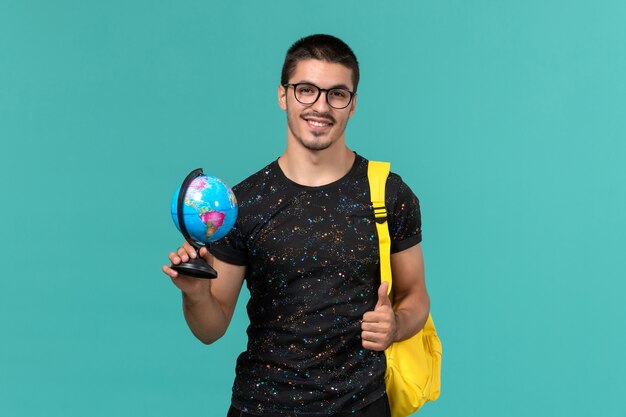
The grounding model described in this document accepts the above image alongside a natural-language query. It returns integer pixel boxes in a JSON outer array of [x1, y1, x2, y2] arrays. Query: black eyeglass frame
[[282, 83, 356, 109]]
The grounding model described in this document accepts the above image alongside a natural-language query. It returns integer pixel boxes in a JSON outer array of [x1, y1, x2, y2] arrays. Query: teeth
[[309, 120, 329, 127]]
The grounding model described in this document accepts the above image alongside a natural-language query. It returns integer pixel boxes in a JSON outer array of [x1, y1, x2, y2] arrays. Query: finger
[[362, 311, 389, 324], [183, 241, 198, 259], [361, 321, 390, 333], [375, 282, 391, 309], [162, 264, 178, 279], [361, 334, 386, 351], [168, 251, 182, 264], [198, 246, 212, 262], [361, 330, 385, 343], [363, 309, 394, 324], [362, 340, 382, 351], [176, 247, 190, 262], [362, 339, 385, 351], [362, 311, 373, 323]]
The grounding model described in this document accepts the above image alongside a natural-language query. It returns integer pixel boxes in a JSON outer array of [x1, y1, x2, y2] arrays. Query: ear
[[348, 93, 357, 118], [278, 84, 287, 110]]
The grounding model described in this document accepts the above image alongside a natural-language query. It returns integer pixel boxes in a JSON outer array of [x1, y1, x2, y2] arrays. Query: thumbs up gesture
[[361, 281, 397, 351]]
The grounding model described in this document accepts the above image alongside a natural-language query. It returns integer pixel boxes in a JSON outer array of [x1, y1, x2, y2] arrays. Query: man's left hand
[[361, 281, 396, 351]]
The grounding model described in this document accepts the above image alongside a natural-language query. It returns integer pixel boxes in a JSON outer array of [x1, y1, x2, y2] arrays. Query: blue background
[[1, 1, 625, 416]]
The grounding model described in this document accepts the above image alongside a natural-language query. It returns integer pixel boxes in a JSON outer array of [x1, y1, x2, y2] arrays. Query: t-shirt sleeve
[[387, 174, 422, 254], [209, 224, 248, 266]]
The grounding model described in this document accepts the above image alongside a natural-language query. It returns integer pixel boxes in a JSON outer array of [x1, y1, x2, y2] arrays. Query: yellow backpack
[[367, 161, 442, 417]]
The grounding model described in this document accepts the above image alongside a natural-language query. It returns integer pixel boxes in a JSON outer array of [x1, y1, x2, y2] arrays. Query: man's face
[[278, 59, 357, 152]]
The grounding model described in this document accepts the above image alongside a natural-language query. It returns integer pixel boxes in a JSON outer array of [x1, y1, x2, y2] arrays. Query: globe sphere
[[170, 175, 238, 244]]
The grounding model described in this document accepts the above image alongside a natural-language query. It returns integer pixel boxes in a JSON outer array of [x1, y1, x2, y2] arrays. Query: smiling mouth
[[308, 119, 331, 127], [302, 113, 335, 130]]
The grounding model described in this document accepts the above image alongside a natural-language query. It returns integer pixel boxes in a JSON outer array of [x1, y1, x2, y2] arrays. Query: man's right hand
[[161, 241, 246, 344], [162, 241, 213, 297]]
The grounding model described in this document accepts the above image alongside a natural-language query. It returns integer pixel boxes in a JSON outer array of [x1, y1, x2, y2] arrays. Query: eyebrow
[[296, 80, 353, 91]]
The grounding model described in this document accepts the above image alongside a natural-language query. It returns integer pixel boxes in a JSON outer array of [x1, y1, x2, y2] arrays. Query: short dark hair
[[281, 34, 360, 92]]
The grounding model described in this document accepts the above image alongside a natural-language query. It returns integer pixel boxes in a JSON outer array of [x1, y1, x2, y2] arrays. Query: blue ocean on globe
[[170, 175, 238, 244]]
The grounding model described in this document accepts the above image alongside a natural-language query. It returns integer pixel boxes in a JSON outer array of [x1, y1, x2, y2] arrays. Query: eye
[[296, 85, 317, 95], [329, 89, 349, 99]]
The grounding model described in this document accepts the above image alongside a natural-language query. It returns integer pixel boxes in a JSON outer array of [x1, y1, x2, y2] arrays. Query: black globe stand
[[171, 168, 218, 279]]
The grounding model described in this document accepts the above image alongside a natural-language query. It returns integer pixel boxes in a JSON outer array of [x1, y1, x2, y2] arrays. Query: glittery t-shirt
[[210, 154, 422, 416]]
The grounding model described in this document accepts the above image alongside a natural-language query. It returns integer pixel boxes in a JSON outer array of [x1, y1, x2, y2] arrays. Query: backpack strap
[[367, 161, 393, 296]]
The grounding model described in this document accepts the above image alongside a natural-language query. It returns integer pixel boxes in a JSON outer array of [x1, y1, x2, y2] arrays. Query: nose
[[310, 90, 331, 112]]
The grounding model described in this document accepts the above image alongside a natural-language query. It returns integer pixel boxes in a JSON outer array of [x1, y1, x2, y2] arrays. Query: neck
[[278, 143, 355, 187]]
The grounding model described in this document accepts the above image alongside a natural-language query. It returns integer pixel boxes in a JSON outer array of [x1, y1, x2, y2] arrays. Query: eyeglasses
[[282, 83, 355, 109]]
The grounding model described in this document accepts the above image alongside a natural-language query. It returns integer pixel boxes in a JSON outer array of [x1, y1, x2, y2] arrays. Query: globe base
[[172, 258, 218, 279]]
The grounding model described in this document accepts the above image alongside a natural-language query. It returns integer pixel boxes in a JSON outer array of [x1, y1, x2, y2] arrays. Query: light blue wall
[[1, 1, 625, 416]]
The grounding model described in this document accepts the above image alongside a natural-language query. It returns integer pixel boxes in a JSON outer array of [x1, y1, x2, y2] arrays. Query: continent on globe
[[199, 210, 226, 239]]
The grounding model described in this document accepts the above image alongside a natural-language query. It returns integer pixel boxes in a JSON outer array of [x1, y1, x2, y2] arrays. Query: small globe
[[171, 174, 238, 244]]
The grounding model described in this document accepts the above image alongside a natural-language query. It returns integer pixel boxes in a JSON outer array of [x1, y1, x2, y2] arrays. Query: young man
[[162, 34, 430, 417]]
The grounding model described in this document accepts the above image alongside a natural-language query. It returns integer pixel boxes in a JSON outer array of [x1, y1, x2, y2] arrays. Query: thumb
[[375, 281, 391, 309], [198, 246, 213, 262]]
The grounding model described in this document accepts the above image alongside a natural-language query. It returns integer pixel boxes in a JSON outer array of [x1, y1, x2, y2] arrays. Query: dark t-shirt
[[210, 154, 422, 416]]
